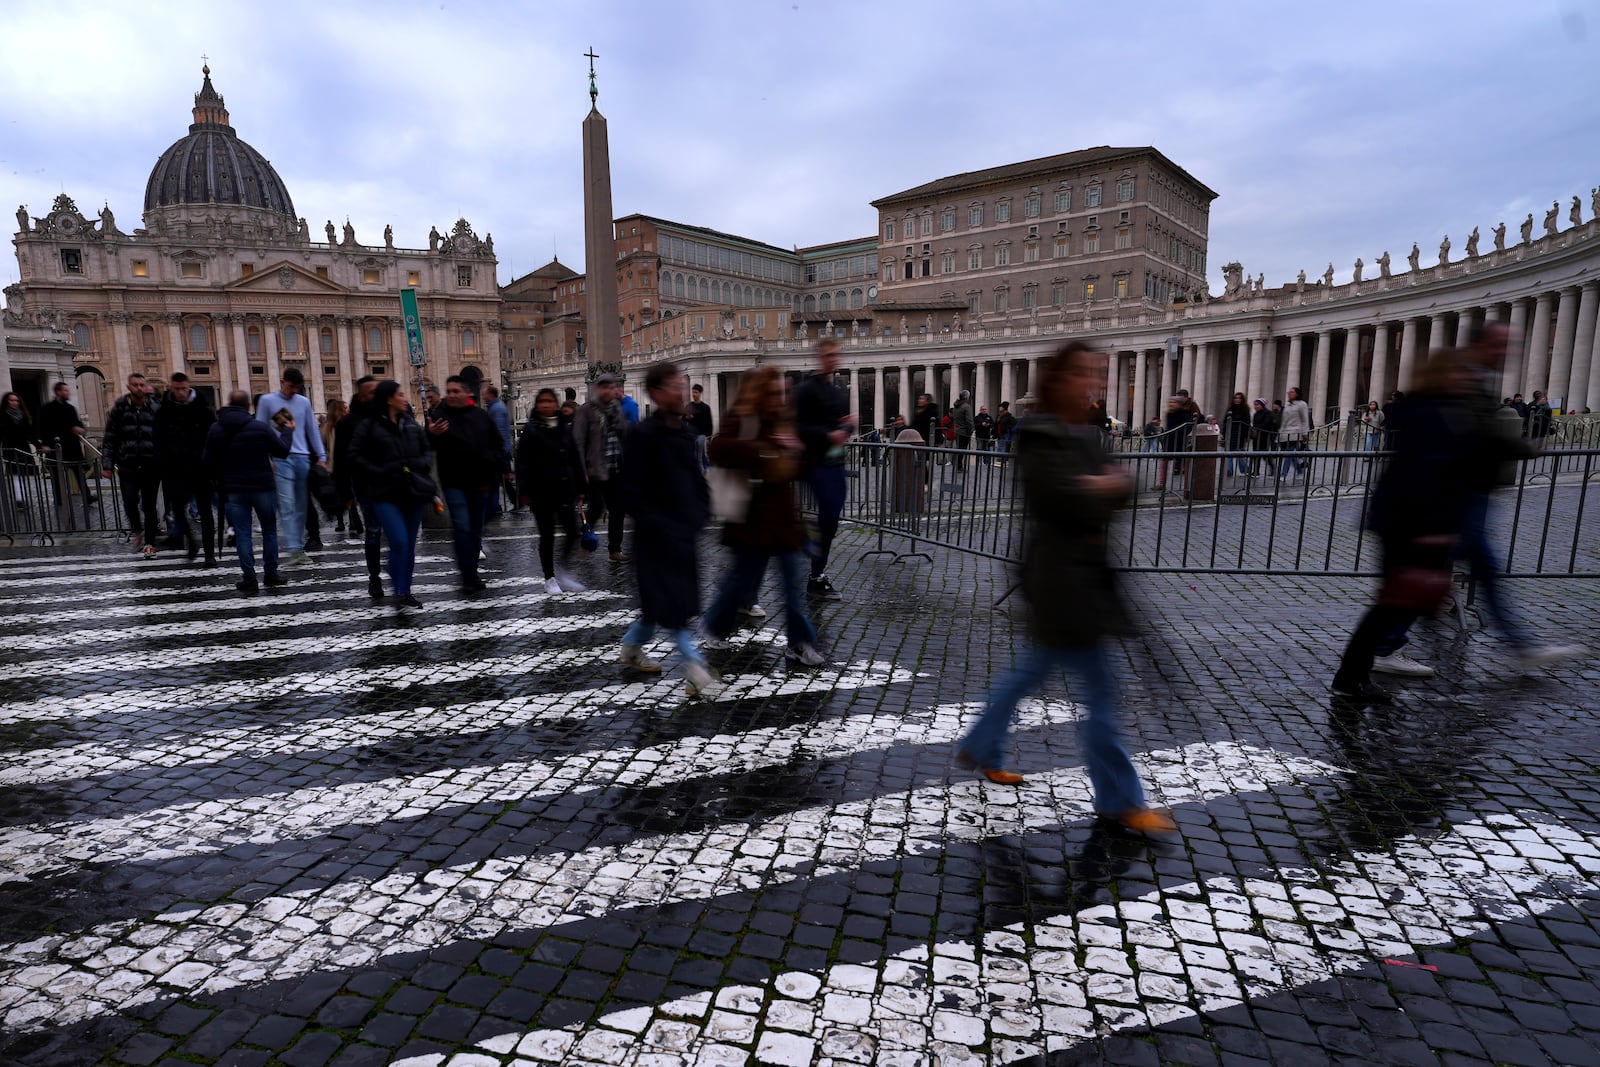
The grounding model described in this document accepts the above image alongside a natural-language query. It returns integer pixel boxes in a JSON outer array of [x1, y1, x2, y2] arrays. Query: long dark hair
[[1, 392, 30, 425]]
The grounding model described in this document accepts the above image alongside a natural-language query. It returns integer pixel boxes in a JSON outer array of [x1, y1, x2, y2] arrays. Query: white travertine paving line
[[0, 553, 459, 589], [0, 564, 468, 607], [465, 807, 1600, 1066], [0, 573, 599, 623], [0, 628, 789, 725], [0, 545, 455, 570], [0, 739, 1337, 1033], [0, 609, 645, 682], [0, 588, 626, 651], [0, 633, 799, 779]]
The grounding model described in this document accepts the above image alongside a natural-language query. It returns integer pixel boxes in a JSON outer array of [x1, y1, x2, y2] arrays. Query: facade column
[[923, 362, 937, 406], [431, 319, 452, 383], [335, 317, 356, 403], [164, 314, 187, 376], [1309, 330, 1332, 426], [705, 366, 722, 425], [1257, 337, 1277, 408], [211, 315, 233, 401], [263, 315, 282, 386], [1395, 318, 1419, 392], [1284, 334, 1304, 403], [1501, 301, 1527, 396], [1109, 354, 1124, 424], [1523, 293, 1553, 397], [1232, 339, 1250, 399], [1547, 287, 1582, 409], [1454, 308, 1476, 348], [1368, 322, 1391, 405], [1485, 304, 1503, 324], [230, 317, 250, 397], [1132, 350, 1149, 431], [305, 315, 328, 414], [389, 317, 408, 379], [1567, 283, 1599, 415], [1025, 357, 1039, 400], [1336, 327, 1363, 425], [1426, 313, 1449, 362], [108, 314, 134, 392], [1177, 344, 1194, 396]]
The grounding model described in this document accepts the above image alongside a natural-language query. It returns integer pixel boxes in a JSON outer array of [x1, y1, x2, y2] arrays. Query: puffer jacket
[[102, 394, 160, 467]]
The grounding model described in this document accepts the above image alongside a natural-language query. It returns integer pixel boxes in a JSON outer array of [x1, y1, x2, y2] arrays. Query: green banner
[[400, 288, 427, 368]]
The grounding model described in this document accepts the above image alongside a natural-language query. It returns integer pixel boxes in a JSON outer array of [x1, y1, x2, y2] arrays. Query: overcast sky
[[3, 1, 1596, 295]]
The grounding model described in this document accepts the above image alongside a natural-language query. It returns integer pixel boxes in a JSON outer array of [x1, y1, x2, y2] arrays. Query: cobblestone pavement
[[1, 514, 1598, 1066]]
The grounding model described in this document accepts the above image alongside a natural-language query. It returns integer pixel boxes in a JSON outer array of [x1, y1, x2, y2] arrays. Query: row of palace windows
[[883, 180, 1138, 241], [958, 275, 1134, 316], [61, 249, 447, 290], [884, 229, 1135, 281], [660, 235, 802, 285], [660, 272, 791, 308], [799, 289, 874, 314]]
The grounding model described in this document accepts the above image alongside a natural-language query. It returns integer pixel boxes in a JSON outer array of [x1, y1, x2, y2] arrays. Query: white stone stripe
[[0, 660, 920, 874], [0, 627, 781, 726], [0, 552, 464, 589], [0, 608, 644, 682], [0, 739, 1335, 1033], [448, 807, 1600, 1065], [0, 588, 625, 651], [0, 564, 466, 607], [0, 631, 794, 778]]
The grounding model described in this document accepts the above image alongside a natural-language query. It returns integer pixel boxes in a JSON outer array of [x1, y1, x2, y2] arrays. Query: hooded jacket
[[203, 405, 293, 494]]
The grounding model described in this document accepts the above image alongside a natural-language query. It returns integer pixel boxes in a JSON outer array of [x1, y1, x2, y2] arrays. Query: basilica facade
[[3, 67, 500, 426]]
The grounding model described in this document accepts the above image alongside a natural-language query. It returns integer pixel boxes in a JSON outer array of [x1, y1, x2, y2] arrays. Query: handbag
[[1379, 566, 1451, 615], [709, 416, 759, 524], [401, 463, 437, 504], [307, 463, 342, 519]]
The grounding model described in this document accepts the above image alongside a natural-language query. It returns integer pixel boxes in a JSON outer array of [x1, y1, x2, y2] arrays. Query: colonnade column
[[1194, 342, 1212, 416], [1027, 357, 1039, 399], [1258, 338, 1277, 408], [1132, 350, 1149, 431], [164, 314, 187, 376], [871, 365, 884, 430], [211, 315, 233, 400], [1284, 334, 1303, 401], [1454, 309, 1476, 348], [1395, 318, 1418, 393], [1566, 283, 1599, 414], [1523, 294, 1554, 397], [1178, 345, 1195, 396], [1309, 330, 1332, 426], [1547, 287, 1582, 408], [1110, 355, 1125, 423], [1336, 327, 1362, 425], [1501, 301, 1526, 397], [1246, 336, 1267, 401], [1586, 301, 1600, 414], [1369, 322, 1391, 405], [1232, 339, 1250, 400], [431, 320, 452, 382], [999, 360, 1014, 410], [975, 360, 988, 420], [263, 316, 282, 386]]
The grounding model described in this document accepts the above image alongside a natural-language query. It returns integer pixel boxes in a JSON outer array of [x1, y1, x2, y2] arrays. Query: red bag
[[1379, 567, 1451, 615]]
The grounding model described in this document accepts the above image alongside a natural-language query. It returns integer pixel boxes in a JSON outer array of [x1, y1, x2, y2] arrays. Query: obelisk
[[581, 49, 621, 395]]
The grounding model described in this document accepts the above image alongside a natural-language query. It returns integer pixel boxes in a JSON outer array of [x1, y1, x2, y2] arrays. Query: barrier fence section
[[838, 440, 1600, 580], [0, 442, 125, 545]]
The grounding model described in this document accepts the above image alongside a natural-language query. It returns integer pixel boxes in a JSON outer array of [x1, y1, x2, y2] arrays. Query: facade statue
[[1322, 263, 1334, 288], [899, 314, 908, 334], [1465, 227, 1479, 258], [1221, 261, 1245, 298], [1352, 257, 1363, 283], [1438, 235, 1450, 266], [383, 224, 394, 249], [1407, 243, 1421, 272], [1544, 201, 1559, 236], [325, 220, 336, 244], [1378, 251, 1391, 279], [1592, 187, 1600, 220], [98, 203, 121, 236], [429, 225, 440, 252], [15, 205, 29, 233], [1571, 196, 1583, 227], [484, 233, 494, 254], [1493, 222, 1506, 252], [342, 219, 356, 247], [1255, 272, 1264, 293], [1521, 214, 1534, 243], [1296, 268, 1306, 291]]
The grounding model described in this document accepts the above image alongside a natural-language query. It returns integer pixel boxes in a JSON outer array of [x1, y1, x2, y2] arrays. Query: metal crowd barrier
[[834, 441, 1600, 580], [0, 441, 125, 546]]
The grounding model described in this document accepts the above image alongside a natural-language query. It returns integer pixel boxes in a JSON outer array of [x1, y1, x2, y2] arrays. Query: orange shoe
[[1111, 807, 1178, 834], [955, 750, 1025, 785]]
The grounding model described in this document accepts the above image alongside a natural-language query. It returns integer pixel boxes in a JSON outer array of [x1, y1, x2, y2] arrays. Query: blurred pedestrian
[[687, 382, 715, 470], [1277, 385, 1312, 479], [956, 340, 1176, 835], [995, 400, 1016, 455], [203, 391, 293, 593], [334, 377, 383, 595], [573, 372, 630, 562], [1360, 400, 1385, 451], [427, 375, 504, 592], [951, 388, 974, 470], [1224, 392, 1252, 475], [102, 372, 162, 556], [255, 368, 325, 563], [516, 387, 587, 593], [351, 381, 435, 610], [483, 384, 514, 515], [975, 405, 995, 451], [38, 380, 94, 509], [795, 338, 854, 600], [153, 372, 216, 564], [2, 391, 39, 512], [1250, 398, 1276, 474]]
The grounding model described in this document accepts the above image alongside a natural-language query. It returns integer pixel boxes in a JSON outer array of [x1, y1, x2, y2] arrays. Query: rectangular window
[[1024, 196, 1040, 217], [1054, 238, 1067, 258], [969, 205, 983, 226], [131, 259, 149, 277], [1119, 210, 1130, 224], [371, 363, 387, 375], [1085, 234, 1099, 254], [456, 266, 473, 287], [362, 268, 381, 284], [250, 365, 265, 375], [1051, 284, 1063, 306], [904, 262, 914, 279], [995, 245, 1010, 266], [994, 291, 1008, 313], [967, 294, 980, 315], [60, 249, 83, 274], [1115, 179, 1135, 202], [941, 209, 955, 231], [315, 266, 329, 278], [804, 263, 817, 283], [1021, 287, 1036, 310], [968, 249, 981, 270], [240, 263, 254, 277], [756, 313, 766, 328], [941, 253, 955, 274], [920, 259, 931, 276], [1114, 277, 1129, 299], [996, 201, 1012, 222], [739, 314, 749, 328], [180, 260, 202, 278], [694, 315, 705, 331], [1086, 186, 1102, 207], [919, 216, 931, 236], [1084, 281, 1096, 301], [1024, 244, 1039, 263], [818, 261, 833, 282], [1115, 230, 1131, 250], [1054, 190, 1070, 212], [324, 365, 338, 376], [884, 264, 895, 283]]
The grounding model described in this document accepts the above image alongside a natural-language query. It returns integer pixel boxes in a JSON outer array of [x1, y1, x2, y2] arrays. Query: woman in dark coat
[[700, 365, 824, 666], [617, 361, 718, 696], [516, 387, 588, 592], [349, 380, 435, 610], [957, 341, 1175, 834], [3, 391, 39, 510], [1223, 392, 1253, 475], [1249, 398, 1277, 475]]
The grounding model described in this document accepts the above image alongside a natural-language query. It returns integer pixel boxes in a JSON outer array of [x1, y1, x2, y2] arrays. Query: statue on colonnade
[[384, 224, 394, 250], [1521, 214, 1534, 243], [1407, 244, 1420, 272], [1377, 251, 1390, 279], [1322, 263, 1334, 288], [1493, 222, 1506, 252], [1544, 202, 1559, 236], [325, 220, 336, 244], [1571, 196, 1583, 227], [1465, 227, 1479, 258], [1438, 235, 1451, 265], [1352, 257, 1363, 283]]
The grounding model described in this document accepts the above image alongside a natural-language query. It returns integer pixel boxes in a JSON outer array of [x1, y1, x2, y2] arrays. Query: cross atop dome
[[192, 63, 230, 128]]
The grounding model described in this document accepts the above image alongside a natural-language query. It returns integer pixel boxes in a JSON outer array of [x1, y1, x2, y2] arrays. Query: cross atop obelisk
[[581, 49, 620, 392], [584, 47, 599, 105]]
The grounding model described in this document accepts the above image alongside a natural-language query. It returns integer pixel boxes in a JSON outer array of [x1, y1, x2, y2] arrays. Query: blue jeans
[[806, 464, 847, 578], [224, 489, 280, 582], [621, 619, 707, 668], [703, 546, 818, 648], [273, 453, 311, 553], [960, 640, 1145, 814], [442, 487, 490, 583], [1278, 440, 1308, 478], [371, 501, 424, 596]]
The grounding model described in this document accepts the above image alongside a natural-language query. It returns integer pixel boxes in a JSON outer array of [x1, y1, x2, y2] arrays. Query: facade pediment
[[225, 262, 346, 293]]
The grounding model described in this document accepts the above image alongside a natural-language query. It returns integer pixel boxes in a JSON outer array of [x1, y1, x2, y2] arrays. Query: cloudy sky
[[3, 1, 1596, 294]]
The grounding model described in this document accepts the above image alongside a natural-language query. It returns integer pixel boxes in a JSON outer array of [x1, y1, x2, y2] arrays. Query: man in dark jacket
[[334, 377, 384, 596], [38, 380, 94, 510], [203, 391, 294, 592], [910, 392, 941, 449], [618, 360, 718, 696], [687, 383, 715, 470], [102, 372, 162, 556], [794, 339, 855, 599], [995, 400, 1017, 455], [153, 372, 217, 563], [572, 372, 630, 561], [974, 405, 996, 451], [951, 389, 975, 471], [427, 374, 506, 591]]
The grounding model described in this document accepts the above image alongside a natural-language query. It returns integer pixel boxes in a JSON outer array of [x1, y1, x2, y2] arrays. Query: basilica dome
[[143, 67, 296, 220]]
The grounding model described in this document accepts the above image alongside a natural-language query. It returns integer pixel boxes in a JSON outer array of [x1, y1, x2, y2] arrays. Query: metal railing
[[1, 441, 126, 545]]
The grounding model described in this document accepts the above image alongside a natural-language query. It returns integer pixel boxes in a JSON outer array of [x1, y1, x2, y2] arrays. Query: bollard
[[891, 431, 926, 517], [1190, 424, 1220, 501]]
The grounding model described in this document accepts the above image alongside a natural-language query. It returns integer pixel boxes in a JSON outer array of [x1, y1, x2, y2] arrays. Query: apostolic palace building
[[7, 66, 1600, 435]]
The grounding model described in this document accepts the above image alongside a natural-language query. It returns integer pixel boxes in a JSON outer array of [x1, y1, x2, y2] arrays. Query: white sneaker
[[618, 644, 662, 673], [479, 547, 489, 560], [786, 643, 825, 667], [700, 630, 734, 651], [555, 570, 587, 592], [740, 602, 767, 619], [1514, 644, 1582, 670], [1371, 653, 1435, 677], [684, 661, 723, 698], [543, 577, 563, 594]]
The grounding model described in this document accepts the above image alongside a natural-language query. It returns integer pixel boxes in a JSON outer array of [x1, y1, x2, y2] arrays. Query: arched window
[[659, 269, 668, 291], [187, 323, 207, 352], [140, 324, 156, 352], [282, 324, 300, 353], [320, 328, 334, 355], [246, 327, 261, 353], [744, 285, 753, 305], [367, 326, 383, 352], [462, 329, 477, 353], [699, 279, 710, 302], [722, 281, 732, 304], [675, 274, 685, 298], [72, 323, 91, 349], [835, 290, 846, 309], [819, 292, 832, 312], [850, 288, 864, 309], [803, 294, 816, 313]]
